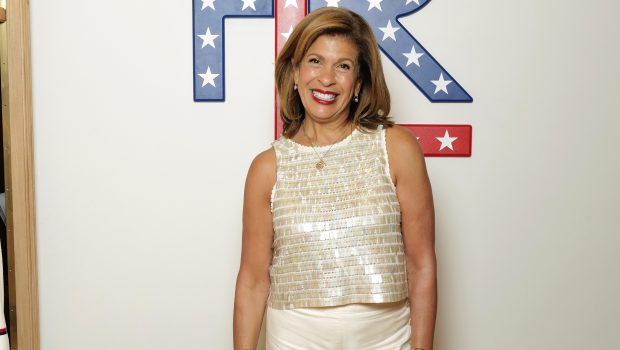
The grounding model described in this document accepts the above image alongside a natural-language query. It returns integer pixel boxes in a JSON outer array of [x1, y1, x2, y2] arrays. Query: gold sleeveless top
[[268, 126, 408, 310]]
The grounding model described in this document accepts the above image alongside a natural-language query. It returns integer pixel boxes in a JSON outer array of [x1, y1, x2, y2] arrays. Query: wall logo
[[192, 0, 473, 156]]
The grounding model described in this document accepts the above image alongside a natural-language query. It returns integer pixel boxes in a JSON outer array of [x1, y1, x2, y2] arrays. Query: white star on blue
[[192, 0, 273, 101]]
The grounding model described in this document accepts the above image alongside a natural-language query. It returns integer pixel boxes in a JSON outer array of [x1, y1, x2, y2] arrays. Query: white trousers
[[265, 300, 411, 350]]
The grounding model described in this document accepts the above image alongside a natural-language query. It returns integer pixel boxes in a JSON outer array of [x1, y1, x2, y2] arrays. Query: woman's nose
[[318, 68, 336, 86]]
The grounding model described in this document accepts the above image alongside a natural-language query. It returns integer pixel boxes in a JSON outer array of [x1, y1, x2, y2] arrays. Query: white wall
[[30, 0, 619, 349]]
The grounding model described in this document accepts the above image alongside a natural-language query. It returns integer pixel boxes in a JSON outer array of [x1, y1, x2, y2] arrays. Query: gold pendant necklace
[[302, 124, 351, 170]]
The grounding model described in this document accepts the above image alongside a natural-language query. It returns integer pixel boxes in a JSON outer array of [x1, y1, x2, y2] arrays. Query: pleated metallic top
[[268, 126, 408, 310]]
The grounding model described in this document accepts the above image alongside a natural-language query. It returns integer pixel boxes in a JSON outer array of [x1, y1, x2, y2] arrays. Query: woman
[[234, 7, 436, 350]]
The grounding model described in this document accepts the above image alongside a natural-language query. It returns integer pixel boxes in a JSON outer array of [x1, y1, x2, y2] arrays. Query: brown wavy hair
[[275, 7, 393, 138]]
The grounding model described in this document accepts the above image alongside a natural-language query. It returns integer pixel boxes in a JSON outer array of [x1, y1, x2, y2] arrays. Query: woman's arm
[[387, 126, 437, 350], [233, 148, 276, 350]]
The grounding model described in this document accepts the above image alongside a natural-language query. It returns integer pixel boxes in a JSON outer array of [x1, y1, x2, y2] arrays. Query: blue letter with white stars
[[310, 0, 471, 102], [193, 0, 274, 101]]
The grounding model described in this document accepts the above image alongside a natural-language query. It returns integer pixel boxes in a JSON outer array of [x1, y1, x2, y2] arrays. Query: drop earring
[[354, 95, 359, 103], [294, 83, 298, 91]]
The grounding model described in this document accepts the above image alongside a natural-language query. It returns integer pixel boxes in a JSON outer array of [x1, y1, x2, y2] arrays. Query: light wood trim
[[0, 12, 11, 349], [1, 0, 39, 349]]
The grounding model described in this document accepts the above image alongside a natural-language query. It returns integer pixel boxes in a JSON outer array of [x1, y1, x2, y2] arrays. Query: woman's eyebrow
[[305, 52, 323, 59], [305, 52, 355, 62]]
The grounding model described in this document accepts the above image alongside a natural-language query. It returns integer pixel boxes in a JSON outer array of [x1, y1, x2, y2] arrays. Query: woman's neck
[[300, 120, 354, 146]]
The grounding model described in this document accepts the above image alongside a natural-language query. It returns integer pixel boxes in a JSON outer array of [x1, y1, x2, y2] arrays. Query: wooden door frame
[[0, 0, 39, 349]]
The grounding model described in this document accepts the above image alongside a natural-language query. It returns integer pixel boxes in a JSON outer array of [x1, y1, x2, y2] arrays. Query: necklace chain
[[302, 124, 352, 170]]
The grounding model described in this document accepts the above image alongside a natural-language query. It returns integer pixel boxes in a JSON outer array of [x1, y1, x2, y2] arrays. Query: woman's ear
[[355, 81, 361, 96]]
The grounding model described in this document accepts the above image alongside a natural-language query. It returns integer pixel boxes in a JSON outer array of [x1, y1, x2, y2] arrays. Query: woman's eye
[[338, 63, 351, 70], [309, 58, 320, 64]]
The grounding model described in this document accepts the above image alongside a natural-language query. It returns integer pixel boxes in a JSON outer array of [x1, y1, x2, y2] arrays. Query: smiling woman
[[293, 35, 360, 129], [275, 7, 392, 139], [234, 7, 437, 350]]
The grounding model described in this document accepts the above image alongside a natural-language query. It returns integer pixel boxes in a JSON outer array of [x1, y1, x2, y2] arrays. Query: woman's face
[[294, 35, 361, 125]]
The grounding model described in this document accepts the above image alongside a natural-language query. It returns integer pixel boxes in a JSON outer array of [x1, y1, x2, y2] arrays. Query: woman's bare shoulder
[[384, 125, 427, 187], [251, 147, 276, 173], [385, 125, 424, 160], [245, 147, 277, 197]]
